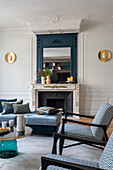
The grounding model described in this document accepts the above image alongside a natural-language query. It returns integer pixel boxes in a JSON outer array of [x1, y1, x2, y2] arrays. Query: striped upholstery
[[91, 103, 113, 140], [99, 132, 113, 169], [58, 124, 94, 139]]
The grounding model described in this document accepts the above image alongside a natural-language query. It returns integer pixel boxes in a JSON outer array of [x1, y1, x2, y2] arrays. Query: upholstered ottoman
[[24, 112, 62, 135]]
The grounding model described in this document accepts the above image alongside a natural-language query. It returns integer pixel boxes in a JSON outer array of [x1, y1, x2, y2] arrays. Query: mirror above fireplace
[[43, 47, 71, 83], [37, 33, 78, 83]]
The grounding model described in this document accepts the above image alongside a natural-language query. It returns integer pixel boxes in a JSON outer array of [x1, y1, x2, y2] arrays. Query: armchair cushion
[[47, 165, 69, 170], [91, 103, 113, 140], [99, 132, 113, 170], [46, 154, 99, 168], [58, 124, 94, 139]]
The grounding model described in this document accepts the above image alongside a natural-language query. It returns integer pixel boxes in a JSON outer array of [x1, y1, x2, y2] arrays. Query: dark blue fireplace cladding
[[38, 92, 73, 114], [37, 33, 78, 83]]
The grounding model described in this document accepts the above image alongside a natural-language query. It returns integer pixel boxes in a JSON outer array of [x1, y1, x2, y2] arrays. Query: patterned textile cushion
[[5, 99, 17, 102], [0, 99, 6, 112], [47, 165, 70, 170], [99, 132, 113, 170], [2, 103, 14, 114], [0, 98, 17, 112], [2, 100, 23, 114], [58, 123, 94, 139], [35, 106, 59, 115], [16, 100, 23, 104], [46, 154, 99, 168], [13, 103, 31, 114], [91, 103, 113, 140]]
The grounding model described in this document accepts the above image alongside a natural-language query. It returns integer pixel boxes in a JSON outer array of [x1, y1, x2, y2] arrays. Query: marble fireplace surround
[[31, 83, 79, 114]]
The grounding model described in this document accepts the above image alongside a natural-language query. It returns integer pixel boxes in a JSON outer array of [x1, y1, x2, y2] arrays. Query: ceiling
[[0, 0, 113, 32]]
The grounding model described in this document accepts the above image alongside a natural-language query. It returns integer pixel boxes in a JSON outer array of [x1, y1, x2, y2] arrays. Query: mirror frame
[[37, 33, 78, 83]]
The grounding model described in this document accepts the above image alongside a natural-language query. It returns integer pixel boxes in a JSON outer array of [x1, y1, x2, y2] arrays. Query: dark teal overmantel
[[37, 33, 78, 83]]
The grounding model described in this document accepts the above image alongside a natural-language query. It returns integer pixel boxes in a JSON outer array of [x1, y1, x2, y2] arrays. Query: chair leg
[[52, 134, 59, 154], [59, 138, 64, 155]]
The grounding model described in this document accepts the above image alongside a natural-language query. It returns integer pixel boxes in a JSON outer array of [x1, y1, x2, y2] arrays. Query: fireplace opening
[[38, 92, 73, 115], [47, 99, 65, 114]]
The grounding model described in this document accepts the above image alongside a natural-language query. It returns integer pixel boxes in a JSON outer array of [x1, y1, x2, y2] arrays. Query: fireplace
[[38, 92, 73, 114], [47, 99, 65, 111], [31, 84, 79, 117]]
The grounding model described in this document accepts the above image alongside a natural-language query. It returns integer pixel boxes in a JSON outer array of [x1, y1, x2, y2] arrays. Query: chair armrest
[[41, 156, 101, 170], [65, 112, 95, 119], [53, 133, 106, 146], [62, 118, 107, 129]]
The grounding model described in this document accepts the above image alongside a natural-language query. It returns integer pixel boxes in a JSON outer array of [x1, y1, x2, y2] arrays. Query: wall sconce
[[98, 49, 111, 62], [5, 52, 16, 63]]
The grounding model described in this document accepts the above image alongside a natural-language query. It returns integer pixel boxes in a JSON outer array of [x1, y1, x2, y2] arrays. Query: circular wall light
[[5, 52, 16, 63], [98, 49, 111, 62]]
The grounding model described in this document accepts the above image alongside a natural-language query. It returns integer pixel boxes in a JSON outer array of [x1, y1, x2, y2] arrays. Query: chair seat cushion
[[99, 132, 113, 170], [46, 154, 99, 168], [58, 124, 94, 139], [24, 112, 61, 126], [47, 165, 70, 170]]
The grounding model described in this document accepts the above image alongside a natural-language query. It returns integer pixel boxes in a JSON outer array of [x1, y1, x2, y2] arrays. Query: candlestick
[[70, 76, 73, 82]]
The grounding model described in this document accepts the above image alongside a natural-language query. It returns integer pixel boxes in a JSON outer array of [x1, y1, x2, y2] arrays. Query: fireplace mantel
[[31, 83, 79, 114]]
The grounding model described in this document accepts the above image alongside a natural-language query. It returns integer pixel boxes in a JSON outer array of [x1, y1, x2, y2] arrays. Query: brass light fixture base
[[5, 52, 16, 63], [98, 49, 111, 62]]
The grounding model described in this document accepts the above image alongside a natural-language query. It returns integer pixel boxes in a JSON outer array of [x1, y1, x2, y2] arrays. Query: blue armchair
[[41, 132, 113, 170], [57, 103, 113, 155]]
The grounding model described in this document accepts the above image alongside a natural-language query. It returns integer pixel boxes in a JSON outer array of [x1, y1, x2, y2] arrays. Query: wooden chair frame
[[52, 112, 108, 155]]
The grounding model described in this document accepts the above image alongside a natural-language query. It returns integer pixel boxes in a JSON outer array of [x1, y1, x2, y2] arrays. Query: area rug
[[0, 134, 102, 170]]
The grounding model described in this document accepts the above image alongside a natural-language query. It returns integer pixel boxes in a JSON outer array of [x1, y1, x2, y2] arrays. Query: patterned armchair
[[54, 103, 113, 155], [41, 132, 113, 170]]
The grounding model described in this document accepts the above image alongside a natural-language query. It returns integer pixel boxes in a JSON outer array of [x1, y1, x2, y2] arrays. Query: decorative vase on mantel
[[41, 77, 45, 84], [46, 75, 51, 84]]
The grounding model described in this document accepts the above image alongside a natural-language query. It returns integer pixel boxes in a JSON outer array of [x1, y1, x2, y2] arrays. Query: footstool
[[24, 112, 62, 135]]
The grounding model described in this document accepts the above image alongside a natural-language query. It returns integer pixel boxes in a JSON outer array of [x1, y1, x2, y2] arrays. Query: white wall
[[78, 29, 113, 115], [0, 31, 31, 104], [0, 29, 113, 114]]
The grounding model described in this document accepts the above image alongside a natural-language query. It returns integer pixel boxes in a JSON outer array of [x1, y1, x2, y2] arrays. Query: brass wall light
[[5, 52, 16, 63], [98, 49, 111, 62]]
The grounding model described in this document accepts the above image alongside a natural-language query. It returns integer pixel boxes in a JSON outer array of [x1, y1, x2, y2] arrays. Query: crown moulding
[[30, 20, 81, 33], [0, 15, 81, 32]]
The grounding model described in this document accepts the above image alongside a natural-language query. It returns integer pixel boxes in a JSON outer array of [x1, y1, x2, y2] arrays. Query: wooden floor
[[78, 117, 113, 138]]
